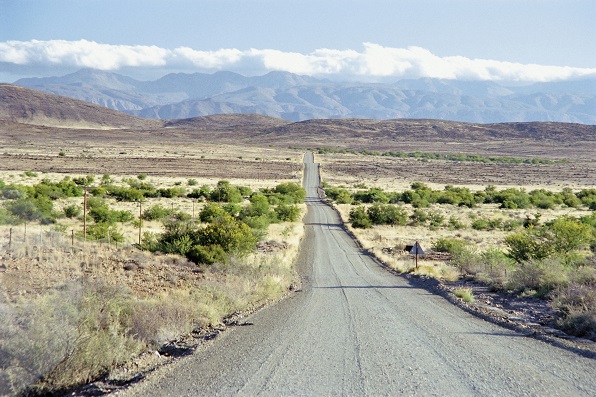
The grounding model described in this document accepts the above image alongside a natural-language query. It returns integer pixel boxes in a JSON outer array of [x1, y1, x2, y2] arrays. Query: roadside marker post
[[409, 241, 425, 270]]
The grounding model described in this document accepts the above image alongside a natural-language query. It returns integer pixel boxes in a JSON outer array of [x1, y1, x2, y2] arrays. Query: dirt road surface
[[125, 151, 595, 396]]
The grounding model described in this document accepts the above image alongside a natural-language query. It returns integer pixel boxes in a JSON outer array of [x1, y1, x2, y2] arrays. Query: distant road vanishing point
[[129, 151, 595, 397]]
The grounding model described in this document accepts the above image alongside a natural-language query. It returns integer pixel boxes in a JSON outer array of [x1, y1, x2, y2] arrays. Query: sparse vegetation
[[315, 147, 564, 165], [326, 179, 596, 341], [0, 169, 306, 395], [1, 105, 595, 392], [325, 182, 593, 211]]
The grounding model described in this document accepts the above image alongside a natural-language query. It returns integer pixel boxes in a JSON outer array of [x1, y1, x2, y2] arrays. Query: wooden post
[[83, 186, 88, 242], [138, 200, 143, 245]]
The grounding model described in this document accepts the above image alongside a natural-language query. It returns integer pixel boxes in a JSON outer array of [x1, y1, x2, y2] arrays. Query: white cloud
[[0, 39, 170, 70], [172, 47, 244, 69], [1, 39, 595, 82]]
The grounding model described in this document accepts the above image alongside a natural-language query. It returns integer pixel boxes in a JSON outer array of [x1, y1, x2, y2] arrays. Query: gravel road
[[127, 151, 595, 396]]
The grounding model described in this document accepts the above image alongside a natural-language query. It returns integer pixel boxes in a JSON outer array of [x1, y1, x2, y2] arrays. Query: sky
[[1, 0, 595, 83]]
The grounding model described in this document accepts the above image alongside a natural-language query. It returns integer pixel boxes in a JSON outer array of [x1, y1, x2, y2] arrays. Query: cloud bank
[[1, 39, 595, 82]]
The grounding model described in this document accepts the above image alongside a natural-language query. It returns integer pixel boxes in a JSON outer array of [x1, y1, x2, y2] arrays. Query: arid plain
[[1, 84, 595, 395]]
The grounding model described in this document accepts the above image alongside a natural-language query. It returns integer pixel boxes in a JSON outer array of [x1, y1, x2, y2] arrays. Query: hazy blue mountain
[[15, 69, 596, 123]]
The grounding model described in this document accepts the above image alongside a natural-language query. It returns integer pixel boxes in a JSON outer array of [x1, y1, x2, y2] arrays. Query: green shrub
[[100, 174, 112, 185], [275, 204, 301, 222], [504, 230, 553, 263], [85, 222, 124, 242], [157, 187, 187, 198], [197, 216, 258, 256], [4, 197, 56, 224], [506, 258, 569, 295], [63, 204, 81, 218], [106, 185, 145, 201], [142, 204, 172, 221], [241, 214, 272, 230], [502, 219, 523, 231], [505, 216, 592, 264], [188, 184, 212, 200], [210, 180, 243, 203], [410, 208, 429, 226], [451, 246, 482, 275], [349, 206, 372, 228], [332, 190, 353, 204], [273, 182, 306, 204], [199, 203, 228, 223], [366, 204, 408, 226], [454, 288, 474, 303], [432, 237, 469, 254], [448, 216, 465, 230], [187, 244, 227, 265], [427, 211, 445, 229], [546, 216, 592, 258], [353, 188, 390, 204]]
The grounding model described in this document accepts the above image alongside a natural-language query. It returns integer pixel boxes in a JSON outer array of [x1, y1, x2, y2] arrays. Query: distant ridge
[[1, 84, 595, 155], [163, 114, 289, 130], [15, 69, 596, 124]]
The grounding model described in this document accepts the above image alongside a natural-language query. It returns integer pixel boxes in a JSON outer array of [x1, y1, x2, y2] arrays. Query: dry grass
[[0, 177, 306, 395], [454, 288, 475, 303]]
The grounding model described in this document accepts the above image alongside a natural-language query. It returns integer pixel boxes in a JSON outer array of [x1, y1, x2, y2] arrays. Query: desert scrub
[[551, 266, 596, 340], [1, 219, 303, 394], [454, 288, 474, 303], [0, 282, 144, 395]]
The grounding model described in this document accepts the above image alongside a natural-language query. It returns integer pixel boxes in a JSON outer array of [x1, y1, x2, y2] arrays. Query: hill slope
[[0, 84, 159, 129]]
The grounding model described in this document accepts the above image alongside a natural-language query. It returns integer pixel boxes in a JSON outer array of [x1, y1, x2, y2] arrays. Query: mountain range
[[13, 69, 596, 124]]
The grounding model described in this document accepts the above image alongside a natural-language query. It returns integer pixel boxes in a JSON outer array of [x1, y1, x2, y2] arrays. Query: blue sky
[[1, 0, 595, 82]]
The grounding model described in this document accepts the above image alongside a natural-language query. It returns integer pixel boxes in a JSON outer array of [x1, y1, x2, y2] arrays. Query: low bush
[[366, 204, 408, 226], [349, 206, 372, 229], [142, 204, 172, 221], [432, 237, 469, 254], [1, 282, 144, 395], [199, 203, 228, 223], [451, 246, 482, 275], [454, 288, 474, 303], [274, 203, 301, 222], [63, 204, 82, 218], [505, 257, 570, 296]]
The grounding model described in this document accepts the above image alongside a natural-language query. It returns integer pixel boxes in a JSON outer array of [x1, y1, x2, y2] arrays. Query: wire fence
[[0, 225, 136, 254]]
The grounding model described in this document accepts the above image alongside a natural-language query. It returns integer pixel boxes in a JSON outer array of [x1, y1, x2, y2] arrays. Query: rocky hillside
[[0, 84, 160, 129]]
